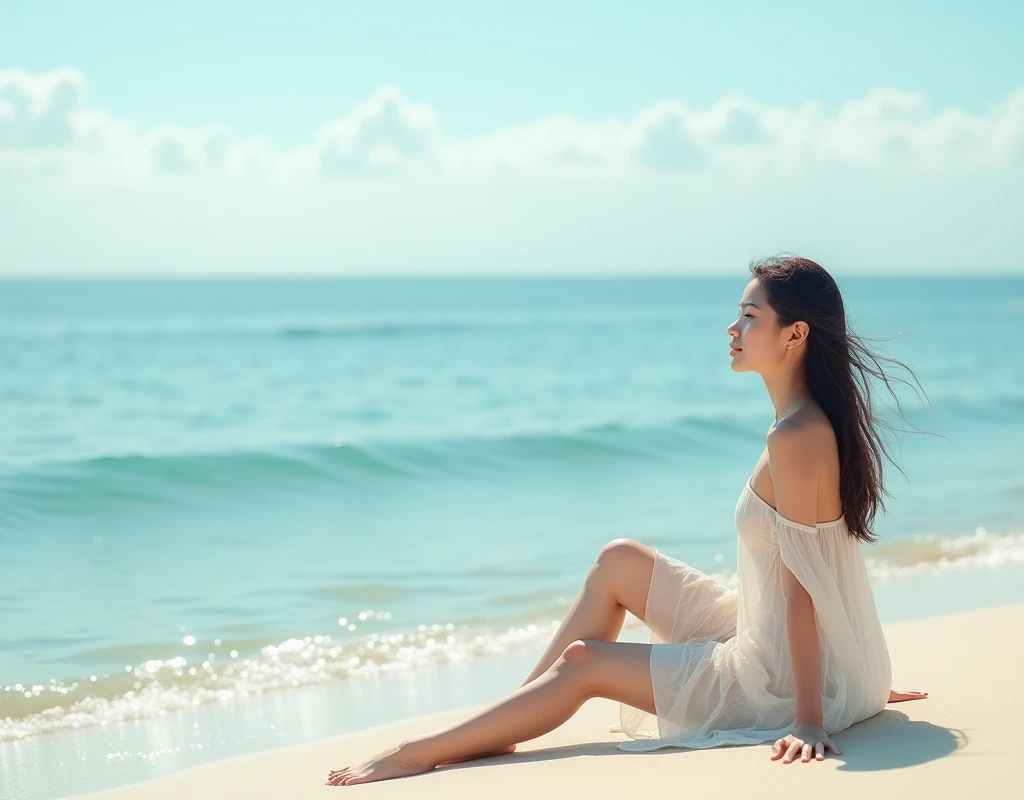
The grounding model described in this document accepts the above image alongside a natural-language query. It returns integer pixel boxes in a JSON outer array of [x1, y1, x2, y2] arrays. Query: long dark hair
[[749, 254, 943, 544]]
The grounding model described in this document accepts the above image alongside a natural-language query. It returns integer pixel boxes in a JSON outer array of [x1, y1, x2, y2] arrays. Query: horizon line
[[2, 270, 1022, 282]]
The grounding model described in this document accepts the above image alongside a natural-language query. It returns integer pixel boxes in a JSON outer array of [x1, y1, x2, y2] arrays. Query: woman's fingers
[[771, 735, 839, 762]]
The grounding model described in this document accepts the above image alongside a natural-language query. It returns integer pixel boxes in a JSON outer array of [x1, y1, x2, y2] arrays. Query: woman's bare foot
[[326, 740, 437, 786], [436, 743, 516, 767]]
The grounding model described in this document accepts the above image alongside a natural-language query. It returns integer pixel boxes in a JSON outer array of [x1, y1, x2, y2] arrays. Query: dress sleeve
[[772, 511, 883, 723]]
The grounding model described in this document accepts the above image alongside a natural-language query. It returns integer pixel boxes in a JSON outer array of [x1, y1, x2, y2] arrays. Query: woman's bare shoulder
[[767, 410, 838, 485], [767, 406, 834, 448]]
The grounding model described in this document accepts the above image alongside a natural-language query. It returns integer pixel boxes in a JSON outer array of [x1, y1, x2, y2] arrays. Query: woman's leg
[[519, 538, 655, 686], [432, 538, 656, 766], [327, 639, 655, 786]]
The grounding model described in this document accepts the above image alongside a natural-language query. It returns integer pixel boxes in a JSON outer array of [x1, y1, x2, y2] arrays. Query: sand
[[69, 602, 1023, 799]]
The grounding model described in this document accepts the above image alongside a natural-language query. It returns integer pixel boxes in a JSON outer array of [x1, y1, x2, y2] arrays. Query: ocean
[[2, 275, 1023, 799]]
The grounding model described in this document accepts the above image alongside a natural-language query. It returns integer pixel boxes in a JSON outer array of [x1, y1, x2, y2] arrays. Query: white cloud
[[2, 68, 1021, 186], [0, 68, 86, 148], [293, 85, 442, 177], [148, 124, 237, 174], [151, 130, 194, 174], [633, 105, 707, 170], [716, 105, 771, 146]]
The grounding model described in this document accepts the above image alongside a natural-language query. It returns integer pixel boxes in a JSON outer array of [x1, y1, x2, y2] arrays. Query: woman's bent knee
[[591, 539, 655, 612], [599, 537, 641, 561], [560, 639, 590, 661], [557, 640, 600, 695], [594, 538, 645, 578]]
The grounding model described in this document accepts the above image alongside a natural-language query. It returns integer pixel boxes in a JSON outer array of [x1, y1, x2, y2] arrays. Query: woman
[[327, 255, 929, 786]]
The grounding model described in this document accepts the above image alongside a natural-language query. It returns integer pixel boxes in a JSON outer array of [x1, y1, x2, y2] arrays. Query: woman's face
[[726, 279, 779, 373]]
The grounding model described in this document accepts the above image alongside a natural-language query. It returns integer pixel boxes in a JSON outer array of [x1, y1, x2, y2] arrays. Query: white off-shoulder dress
[[610, 475, 892, 750]]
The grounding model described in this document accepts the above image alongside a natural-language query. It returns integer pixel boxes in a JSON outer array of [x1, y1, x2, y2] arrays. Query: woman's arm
[[767, 427, 826, 726], [782, 566, 823, 725]]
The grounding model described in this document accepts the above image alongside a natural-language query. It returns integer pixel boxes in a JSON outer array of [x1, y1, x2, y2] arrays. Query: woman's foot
[[326, 740, 437, 786], [436, 743, 516, 766]]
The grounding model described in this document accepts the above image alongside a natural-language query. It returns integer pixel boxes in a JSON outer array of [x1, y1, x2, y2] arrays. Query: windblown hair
[[749, 254, 942, 544]]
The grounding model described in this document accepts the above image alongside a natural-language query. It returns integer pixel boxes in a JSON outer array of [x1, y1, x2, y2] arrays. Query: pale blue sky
[[6, 0, 1023, 144], [1, 1, 1023, 276]]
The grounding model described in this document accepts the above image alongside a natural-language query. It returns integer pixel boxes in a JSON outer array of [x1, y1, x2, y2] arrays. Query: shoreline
[[61, 601, 1024, 799]]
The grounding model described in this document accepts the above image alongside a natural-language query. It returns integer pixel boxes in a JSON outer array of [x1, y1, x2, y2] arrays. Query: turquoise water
[[2, 276, 1024, 799]]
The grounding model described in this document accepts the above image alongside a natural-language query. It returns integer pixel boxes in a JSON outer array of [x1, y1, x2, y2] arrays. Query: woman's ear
[[788, 322, 809, 350]]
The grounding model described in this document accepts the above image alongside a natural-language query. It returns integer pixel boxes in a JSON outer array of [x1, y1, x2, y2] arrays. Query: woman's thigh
[[644, 550, 738, 644], [568, 639, 656, 716], [596, 541, 736, 645]]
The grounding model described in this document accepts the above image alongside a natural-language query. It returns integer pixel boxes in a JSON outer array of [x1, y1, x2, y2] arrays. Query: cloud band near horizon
[[2, 67, 1022, 185]]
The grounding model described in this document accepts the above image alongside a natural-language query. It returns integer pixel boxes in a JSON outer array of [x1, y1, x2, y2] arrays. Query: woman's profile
[[328, 255, 930, 786]]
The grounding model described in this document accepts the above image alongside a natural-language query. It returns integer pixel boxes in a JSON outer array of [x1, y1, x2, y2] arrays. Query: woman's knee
[[557, 639, 598, 676], [590, 538, 654, 602], [599, 537, 640, 559], [593, 538, 643, 576], [556, 640, 600, 694], [560, 639, 591, 662]]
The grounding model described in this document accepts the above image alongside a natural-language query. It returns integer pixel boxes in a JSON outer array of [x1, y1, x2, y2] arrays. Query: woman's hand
[[770, 723, 841, 764], [888, 688, 928, 703]]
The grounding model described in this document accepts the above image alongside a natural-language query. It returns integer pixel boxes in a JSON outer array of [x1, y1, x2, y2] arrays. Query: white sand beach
[[68, 602, 1024, 799]]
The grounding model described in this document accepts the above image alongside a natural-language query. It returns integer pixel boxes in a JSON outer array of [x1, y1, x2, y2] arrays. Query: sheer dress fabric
[[609, 476, 892, 750]]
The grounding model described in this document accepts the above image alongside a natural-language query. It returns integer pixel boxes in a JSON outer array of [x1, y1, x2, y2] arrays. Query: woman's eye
[[743, 314, 752, 318]]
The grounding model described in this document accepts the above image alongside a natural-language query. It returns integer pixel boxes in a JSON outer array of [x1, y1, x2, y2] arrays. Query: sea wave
[[0, 415, 753, 520]]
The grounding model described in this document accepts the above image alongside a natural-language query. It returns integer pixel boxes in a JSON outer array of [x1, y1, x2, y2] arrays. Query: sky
[[2, 0, 1023, 277]]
